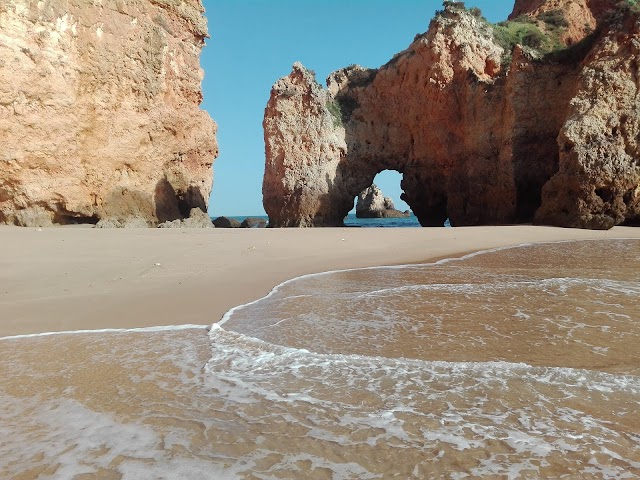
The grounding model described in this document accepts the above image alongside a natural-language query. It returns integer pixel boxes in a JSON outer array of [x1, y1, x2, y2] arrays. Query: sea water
[[226, 214, 424, 228], [1, 239, 638, 479]]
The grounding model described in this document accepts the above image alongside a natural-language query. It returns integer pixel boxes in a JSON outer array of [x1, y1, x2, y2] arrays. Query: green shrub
[[538, 9, 569, 28], [493, 21, 548, 53], [435, 0, 467, 17], [326, 100, 343, 128], [606, 1, 640, 22], [510, 15, 536, 24], [493, 10, 569, 64], [326, 96, 360, 127], [432, 1, 574, 65]]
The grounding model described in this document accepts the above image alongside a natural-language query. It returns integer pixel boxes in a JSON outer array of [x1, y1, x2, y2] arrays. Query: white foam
[[215, 240, 579, 328], [0, 395, 240, 480], [3, 322, 640, 478], [422, 429, 483, 451], [3, 239, 639, 478], [0, 324, 208, 342]]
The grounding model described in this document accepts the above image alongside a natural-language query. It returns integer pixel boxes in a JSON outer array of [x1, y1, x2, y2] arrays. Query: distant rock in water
[[263, 0, 640, 229], [158, 208, 214, 228], [0, 0, 217, 227], [241, 217, 267, 228], [213, 216, 241, 228], [356, 185, 410, 219]]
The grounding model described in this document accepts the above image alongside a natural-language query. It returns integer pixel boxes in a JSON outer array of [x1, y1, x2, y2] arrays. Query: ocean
[[1, 239, 639, 478], [226, 214, 426, 228]]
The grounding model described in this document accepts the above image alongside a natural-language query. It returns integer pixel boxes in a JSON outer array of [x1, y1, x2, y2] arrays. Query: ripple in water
[[1, 239, 639, 479]]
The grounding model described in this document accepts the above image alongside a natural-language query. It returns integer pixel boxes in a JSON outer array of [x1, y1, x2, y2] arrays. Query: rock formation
[[356, 185, 409, 218], [241, 217, 267, 228], [0, 0, 217, 227], [535, 7, 640, 228], [158, 207, 213, 228], [263, 0, 640, 229], [212, 216, 240, 228], [263, 63, 349, 227]]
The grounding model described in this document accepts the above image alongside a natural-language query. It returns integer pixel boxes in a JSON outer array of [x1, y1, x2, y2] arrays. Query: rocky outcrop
[[0, 0, 217, 227], [263, 1, 640, 229], [533, 7, 640, 228], [263, 63, 349, 227], [241, 217, 267, 228], [158, 207, 213, 228], [356, 185, 408, 218], [212, 216, 240, 228]]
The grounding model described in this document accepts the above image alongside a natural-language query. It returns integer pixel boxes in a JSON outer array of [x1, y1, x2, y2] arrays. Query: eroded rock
[[262, 1, 640, 229], [241, 217, 267, 228], [535, 11, 640, 228], [158, 208, 213, 228], [212, 216, 240, 228], [0, 0, 217, 227], [356, 185, 409, 219], [263, 62, 349, 227]]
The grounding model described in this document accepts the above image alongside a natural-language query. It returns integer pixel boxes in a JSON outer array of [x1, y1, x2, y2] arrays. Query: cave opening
[[53, 212, 100, 225]]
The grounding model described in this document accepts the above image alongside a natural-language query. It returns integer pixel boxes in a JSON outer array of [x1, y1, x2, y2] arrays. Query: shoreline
[[1, 225, 639, 338]]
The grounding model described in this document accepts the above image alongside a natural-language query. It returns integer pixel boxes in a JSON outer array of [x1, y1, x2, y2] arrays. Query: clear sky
[[201, 1, 514, 216]]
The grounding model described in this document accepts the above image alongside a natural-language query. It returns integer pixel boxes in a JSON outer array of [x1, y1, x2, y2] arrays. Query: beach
[[2, 226, 640, 478], [1, 225, 639, 338]]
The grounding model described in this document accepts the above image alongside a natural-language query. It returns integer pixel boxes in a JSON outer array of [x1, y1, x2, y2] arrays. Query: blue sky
[[201, 1, 514, 216]]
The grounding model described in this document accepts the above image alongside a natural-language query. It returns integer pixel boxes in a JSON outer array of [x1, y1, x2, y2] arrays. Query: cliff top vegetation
[[438, 0, 637, 65]]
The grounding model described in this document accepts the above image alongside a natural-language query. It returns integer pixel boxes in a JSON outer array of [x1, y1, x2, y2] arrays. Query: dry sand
[[1, 225, 639, 338]]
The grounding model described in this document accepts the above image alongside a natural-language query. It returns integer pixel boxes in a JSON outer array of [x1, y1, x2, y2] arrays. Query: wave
[[0, 324, 208, 342]]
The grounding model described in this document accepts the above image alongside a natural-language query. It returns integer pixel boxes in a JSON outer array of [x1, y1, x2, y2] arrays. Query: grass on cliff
[[439, 1, 568, 64], [326, 96, 360, 128], [492, 8, 571, 63], [437, 0, 639, 67], [326, 100, 344, 128], [493, 18, 564, 61], [621, 0, 640, 12]]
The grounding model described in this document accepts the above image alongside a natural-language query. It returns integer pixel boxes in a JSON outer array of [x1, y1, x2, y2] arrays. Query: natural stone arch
[[261, 5, 515, 228], [262, 3, 640, 229], [262, 4, 512, 228]]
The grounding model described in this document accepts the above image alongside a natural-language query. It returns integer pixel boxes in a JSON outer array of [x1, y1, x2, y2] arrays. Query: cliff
[[0, 0, 217, 226], [263, 0, 640, 229]]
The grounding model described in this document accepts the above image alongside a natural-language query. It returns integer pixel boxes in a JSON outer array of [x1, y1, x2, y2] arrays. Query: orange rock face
[[0, 0, 217, 226], [536, 11, 640, 228], [263, 1, 640, 229]]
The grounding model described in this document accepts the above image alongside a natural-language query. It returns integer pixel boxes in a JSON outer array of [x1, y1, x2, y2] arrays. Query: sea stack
[[263, 0, 640, 229], [0, 0, 218, 226], [356, 185, 409, 218]]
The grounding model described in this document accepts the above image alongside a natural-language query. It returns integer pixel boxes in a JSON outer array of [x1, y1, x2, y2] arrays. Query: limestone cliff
[[0, 0, 217, 226], [263, 1, 640, 229], [263, 63, 347, 227]]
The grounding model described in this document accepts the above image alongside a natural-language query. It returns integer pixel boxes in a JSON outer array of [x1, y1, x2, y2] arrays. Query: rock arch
[[262, 2, 640, 229]]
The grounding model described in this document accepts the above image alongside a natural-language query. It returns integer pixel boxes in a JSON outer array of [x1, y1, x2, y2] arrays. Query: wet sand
[[1, 225, 639, 338], [2, 238, 638, 478]]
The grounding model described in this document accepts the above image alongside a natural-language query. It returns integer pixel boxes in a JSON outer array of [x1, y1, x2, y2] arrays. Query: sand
[[1, 225, 639, 338]]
